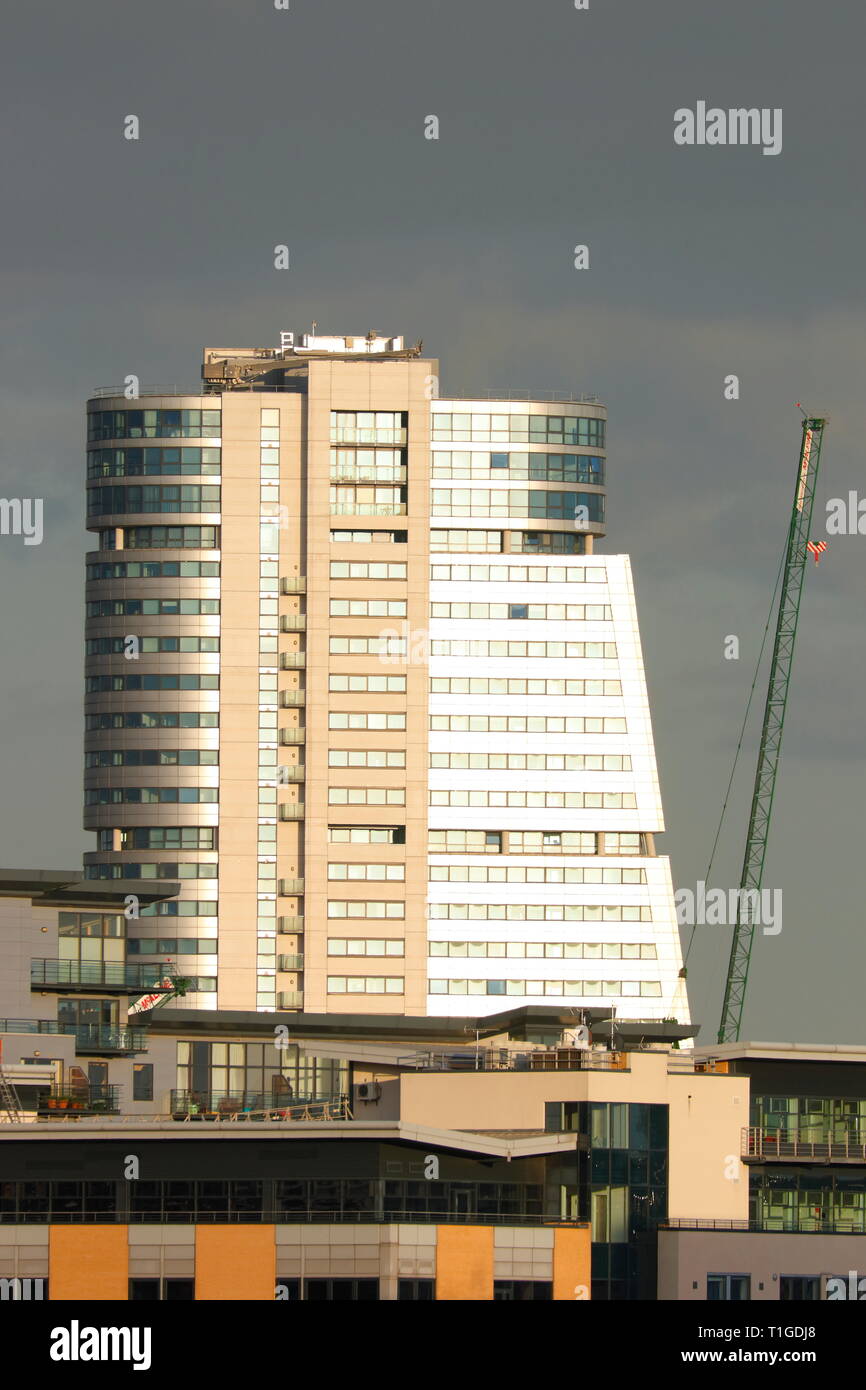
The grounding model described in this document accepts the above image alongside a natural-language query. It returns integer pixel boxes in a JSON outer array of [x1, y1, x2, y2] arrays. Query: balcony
[[278, 955, 304, 972], [73, 1025, 148, 1055], [38, 1084, 121, 1117], [397, 1047, 631, 1073], [742, 1126, 866, 1163], [278, 879, 304, 896], [662, 1216, 866, 1236], [277, 992, 303, 1010], [279, 690, 305, 707], [278, 917, 304, 933], [169, 1091, 348, 1121], [278, 804, 305, 821], [279, 766, 305, 783], [0, 1018, 146, 1055], [330, 504, 407, 516], [329, 469, 407, 485], [280, 615, 306, 632], [279, 729, 305, 745], [280, 577, 307, 594], [280, 652, 306, 669], [31, 961, 176, 994]]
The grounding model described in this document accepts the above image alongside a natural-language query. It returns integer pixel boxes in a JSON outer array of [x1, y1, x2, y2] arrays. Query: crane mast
[[717, 417, 827, 1043]]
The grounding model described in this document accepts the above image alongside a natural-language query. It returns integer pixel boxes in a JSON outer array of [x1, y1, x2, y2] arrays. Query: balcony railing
[[278, 804, 305, 821], [280, 577, 307, 594], [0, 1019, 146, 1055], [279, 690, 305, 706], [31, 961, 175, 993], [662, 1216, 866, 1236], [169, 1091, 345, 1121], [0, 1018, 65, 1035], [397, 1047, 630, 1073], [743, 1126, 866, 1162], [38, 1084, 121, 1116], [279, 730, 305, 745], [280, 616, 306, 631], [278, 955, 304, 972], [277, 992, 303, 1009], [439, 390, 601, 403], [329, 505, 407, 516], [73, 1025, 148, 1055], [278, 879, 304, 895], [278, 916, 304, 934], [280, 653, 306, 669]]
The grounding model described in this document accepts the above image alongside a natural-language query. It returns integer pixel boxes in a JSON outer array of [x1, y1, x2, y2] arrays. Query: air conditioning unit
[[357, 1082, 382, 1102]]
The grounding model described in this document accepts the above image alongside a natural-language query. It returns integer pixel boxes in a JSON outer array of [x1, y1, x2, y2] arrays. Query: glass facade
[[87, 409, 221, 441]]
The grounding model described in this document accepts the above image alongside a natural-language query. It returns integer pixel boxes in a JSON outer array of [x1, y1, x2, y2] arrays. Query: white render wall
[[426, 552, 690, 1022]]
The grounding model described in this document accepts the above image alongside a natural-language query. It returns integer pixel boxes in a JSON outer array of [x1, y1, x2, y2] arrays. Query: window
[[86, 560, 220, 579], [707, 1275, 751, 1301], [87, 485, 220, 516], [398, 1280, 434, 1301], [133, 1065, 153, 1102], [429, 602, 611, 621], [428, 752, 630, 772], [329, 636, 406, 656], [430, 412, 605, 447], [86, 675, 220, 692], [430, 562, 607, 584], [328, 750, 406, 768], [329, 674, 406, 692], [87, 446, 221, 479], [493, 1281, 552, 1301], [123, 526, 218, 549], [329, 826, 405, 844], [329, 599, 406, 617], [328, 939, 405, 957], [329, 530, 408, 543], [429, 530, 502, 553], [780, 1276, 820, 1300], [329, 713, 406, 730], [330, 411, 406, 444], [427, 901, 650, 920], [305, 1279, 380, 1301], [429, 941, 656, 960], [427, 639, 616, 659], [85, 788, 219, 805], [328, 788, 406, 806], [429, 790, 636, 809], [88, 712, 219, 732], [327, 864, 405, 881], [327, 977, 404, 994], [88, 409, 221, 442], [129, 1279, 194, 1301], [428, 677, 622, 697], [330, 561, 407, 579], [327, 901, 405, 919], [85, 749, 219, 768], [116, 828, 216, 850]]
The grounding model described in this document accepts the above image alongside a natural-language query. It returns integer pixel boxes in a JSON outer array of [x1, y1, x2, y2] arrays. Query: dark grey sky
[[1, 0, 863, 1043]]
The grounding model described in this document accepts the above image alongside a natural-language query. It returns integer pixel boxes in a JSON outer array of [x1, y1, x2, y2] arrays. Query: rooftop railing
[[743, 1127, 866, 1161], [396, 1047, 629, 1073]]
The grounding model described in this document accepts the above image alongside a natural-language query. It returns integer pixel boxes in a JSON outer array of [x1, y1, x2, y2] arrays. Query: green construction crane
[[717, 416, 827, 1043]]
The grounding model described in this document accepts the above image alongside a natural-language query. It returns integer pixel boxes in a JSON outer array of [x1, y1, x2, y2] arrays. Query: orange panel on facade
[[435, 1225, 494, 1300], [49, 1225, 129, 1301], [194, 1225, 276, 1300], [552, 1225, 592, 1301]]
